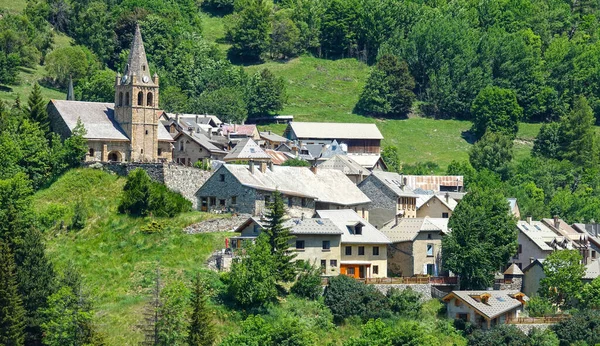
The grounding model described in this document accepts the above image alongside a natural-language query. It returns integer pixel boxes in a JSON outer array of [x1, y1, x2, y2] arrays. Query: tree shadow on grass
[[461, 130, 477, 145]]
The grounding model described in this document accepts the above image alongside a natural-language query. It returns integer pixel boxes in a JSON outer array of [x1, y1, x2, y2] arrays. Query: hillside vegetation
[[33, 168, 228, 344]]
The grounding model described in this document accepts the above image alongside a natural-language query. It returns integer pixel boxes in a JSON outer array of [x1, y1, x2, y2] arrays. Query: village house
[[380, 217, 449, 277], [221, 124, 260, 141], [48, 25, 173, 163], [542, 217, 600, 260], [161, 113, 222, 137], [172, 131, 227, 165], [513, 218, 573, 270], [259, 131, 288, 149], [230, 210, 390, 278], [196, 162, 371, 217], [402, 175, 464, 193], [443, 290, 528, 329], [415, 193, 457, 219], [317, 155, 368, 184], [283, 122, 385, 170], [508, 198, 521, 219], [223, 138, 271, 162], [358, 171, 419, 228], [522, 257, 600, 296]]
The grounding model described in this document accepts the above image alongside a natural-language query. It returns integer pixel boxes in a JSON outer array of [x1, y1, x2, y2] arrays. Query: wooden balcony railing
[[506, 315, 570, 324]]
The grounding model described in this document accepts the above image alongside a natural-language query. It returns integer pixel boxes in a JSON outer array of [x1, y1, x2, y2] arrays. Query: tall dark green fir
[[27, 83, 50, 136], [0, 241, 25, 346], [263, 190, 297, 282], [188, 275, 215, 346]]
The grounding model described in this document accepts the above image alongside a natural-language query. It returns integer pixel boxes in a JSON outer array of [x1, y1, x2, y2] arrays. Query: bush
[[140, 220, 164, 234], [282, 158, 310, 167], [38, 204, 69, 230], [527, 295, 557, 317], [69, 200, 87, 231], [324, 275, 390, 323], [118, 169, 192, 217], [387, 287, 422, 318], [552, 310, 600, 346], [468, 324, 529, 346], [291, 263, 322, 300]]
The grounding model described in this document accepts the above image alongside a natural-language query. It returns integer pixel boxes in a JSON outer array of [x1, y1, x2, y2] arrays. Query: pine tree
[[263, 190, 297, 282], [138, 269, 162, 346], [27, 83, 50, 135], [188, 275, 215, 346], [558, 95, 597, 168], [14, 228, 56, 345], [0, 241, 25, 346]]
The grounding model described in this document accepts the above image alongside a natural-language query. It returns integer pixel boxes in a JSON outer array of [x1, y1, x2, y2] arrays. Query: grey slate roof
[[318, 155, 365, 175], [444, 290, 527, 320], [51, 100, 173, 142], [50, 100, 129, 141], [283, 218, 343, 235], [224, 138, 271, 161], [517, 220, 569, 252], [123, 24, 155, 86], [370, 171, 418, 197], [223, 164, 371, 206], [316, 209, 391, 244], [288, 122, 383, 139], [175, 132, 227, 154], [380, 217, 449, 243], [347, 154, 383, 169], [260, 131, 287, 143], [584, 259, 600, 280]]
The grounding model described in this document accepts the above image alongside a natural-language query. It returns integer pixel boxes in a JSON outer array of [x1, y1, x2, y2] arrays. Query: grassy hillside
[[34, 169, 228, 345]]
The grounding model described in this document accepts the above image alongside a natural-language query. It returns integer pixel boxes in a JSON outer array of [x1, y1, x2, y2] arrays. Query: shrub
[[387, 287, 422, 318], [291, 263, 322, 300], [468, 324, 529, 346], [324, 275, 390, 323], [527, 295, 557, 317], [140, 220, 164, 234], [38, 204, 69, 230], [552, 310, 600, 346], [69, 200, 87, 231]]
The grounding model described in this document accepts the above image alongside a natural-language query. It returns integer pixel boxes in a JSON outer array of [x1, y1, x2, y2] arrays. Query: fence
[[507, 315, 570, 324]]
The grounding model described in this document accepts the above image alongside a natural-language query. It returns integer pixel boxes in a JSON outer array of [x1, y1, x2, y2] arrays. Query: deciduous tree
[[539, 249, 585, 307], [471, 86, 522, 139], [247, 69, 286, 117]]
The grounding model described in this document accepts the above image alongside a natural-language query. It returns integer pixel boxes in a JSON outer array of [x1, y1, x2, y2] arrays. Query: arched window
[[118, 92, 123, 106], [147, 92, 153, 107], [125, 92, 130, 106], [137, 91, 143, 106]]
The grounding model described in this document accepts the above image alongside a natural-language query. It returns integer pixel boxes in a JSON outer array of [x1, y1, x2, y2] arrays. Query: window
[[265, 195, 270, 203], [442, 212, 449, 218], [141, 149, 144, 154], [137, 91, 143, 105], [253, 224, 259, 233], [296, 240, 305, 250], [118, 92, 123, 106], [355, 224, 363, 235], [347, 267, 355, 275], [125, 92, 129, 106], [142, 64, 146, 71], [288, 197, 293, 207], [88, 148, 94, 157], [518, 244, 522, 253], [427, 244, 434, 257], [219, 199, 225, 206], [219, 174, 225, 182], [427, 233, 432, 239], [330, 259, 337, 267], [373, 265, 379, 275], [593, 251, 597, 259], [345, 246, 352, 256], [358, 246, 365, 256], [426, 263, 434, 275], [179, 141, 184, 151], [147, 92, 153, 107], [373, 246, 379, 256], [209, 197, 216, 206], [457, 313, 468, 321], [301, 198, 307, 207], [157, 148, 162, 156], [231, 196, 237, 205], [145, 130, 148, 135], [321, 260, 326, 274], [322, 240, 331, 250]]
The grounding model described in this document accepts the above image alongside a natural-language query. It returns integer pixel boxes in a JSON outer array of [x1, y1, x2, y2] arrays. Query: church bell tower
[[114, 24, 160, 162]]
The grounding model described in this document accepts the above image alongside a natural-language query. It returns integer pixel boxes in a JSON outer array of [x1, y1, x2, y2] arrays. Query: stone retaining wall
[[371, 283, 432, 300], [83, 162, 215, 208], [513, 323, 550, 333], [184, 214, 251, 234]]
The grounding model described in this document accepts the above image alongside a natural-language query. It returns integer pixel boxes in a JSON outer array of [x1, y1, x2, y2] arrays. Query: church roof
[[50, 100, 173, 142], [122, 24, 155, 86]]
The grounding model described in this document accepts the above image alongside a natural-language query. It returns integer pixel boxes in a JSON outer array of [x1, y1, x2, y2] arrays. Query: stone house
[[358, 171, 418, 228], [195, 162, 371, 217], [415, 194, 457, 219], [230, 210, 390, 278], [48, 25, 173, 163], [443, 290, 527, 329], [172, 131, 227, 165], [380, 217, 449, 277]]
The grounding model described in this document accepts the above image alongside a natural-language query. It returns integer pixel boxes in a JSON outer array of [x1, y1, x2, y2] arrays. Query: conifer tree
[[188, 275, 215, 346], [27, 83, 50, 135], [263, 190, 297, 282], [558, 95, 597, 168], [0, 241, 25, 346], [14, 228, 56, 345]]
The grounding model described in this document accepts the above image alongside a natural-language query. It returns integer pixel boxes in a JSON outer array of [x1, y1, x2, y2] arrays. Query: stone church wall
[[83, 162, 214, 208]]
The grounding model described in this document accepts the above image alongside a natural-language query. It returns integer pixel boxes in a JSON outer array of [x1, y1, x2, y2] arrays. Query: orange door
[[340, 265, 359, 278]]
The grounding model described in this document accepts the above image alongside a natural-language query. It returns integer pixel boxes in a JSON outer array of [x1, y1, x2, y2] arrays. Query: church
[[48, 25, 174, 163]]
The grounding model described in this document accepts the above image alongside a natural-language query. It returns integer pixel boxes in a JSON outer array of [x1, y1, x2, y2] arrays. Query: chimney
[[301, 213, 305, 220], [553, 215, 560, 229], [527, 216, 532, 225], [196, 115, 199, 123], [249, 160, 255, 174], [268, 161, 274, 171], [234, 124, 237, 132], [310, 165, 317, 174], [395, 214, 399, 226], [176, 113, 180, 124], [268, 130, 272, 135], [445, 192, 449, 203], [259, 161, 267, 173], [208, 130, 213, 139]]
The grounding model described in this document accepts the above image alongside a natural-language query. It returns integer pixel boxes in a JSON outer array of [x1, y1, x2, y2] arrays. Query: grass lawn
[[34, 169, 229, 345], [0, 0, 26, 13], [201, 13, 231, 55]]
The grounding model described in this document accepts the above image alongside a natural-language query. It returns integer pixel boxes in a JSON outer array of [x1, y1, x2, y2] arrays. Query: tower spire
[[66, 74, 74, 100], [124, 24, 153, 85]]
